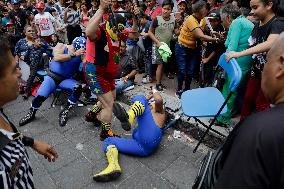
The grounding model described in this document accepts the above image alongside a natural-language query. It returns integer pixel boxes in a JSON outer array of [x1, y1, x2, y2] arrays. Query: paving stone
[[85, 182, 116, 189], [34, 128, 68, 146], [137, 140, 187, 174], [34, 173, 57, 189], [117, 165, 175, 189], [51, 158, 94, 189], [18, 113, 55, 136], [39, 141, 82, 172], [161, 156, 198, 189]]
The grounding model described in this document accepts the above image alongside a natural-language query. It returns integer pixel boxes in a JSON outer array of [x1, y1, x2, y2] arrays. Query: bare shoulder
[[53, 43, 66, 54]]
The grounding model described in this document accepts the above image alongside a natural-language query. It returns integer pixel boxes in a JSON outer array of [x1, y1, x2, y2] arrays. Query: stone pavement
[[3, 94, 211, 189]]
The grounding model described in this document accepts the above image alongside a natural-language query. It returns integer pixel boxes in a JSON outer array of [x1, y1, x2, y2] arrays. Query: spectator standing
[[34, 3, 56, 43], [175, 0, 219, 97], [63, 0, 81, 44], [54, 0, 65, 15], [1, 8, 11, 27], [80, 3, 90, 36], [145, 0, 162, 20], [215, 4, 254, 127], [227, 0, 284, 120], [148, 0, 176, 91], [9, 0, 27, 35]]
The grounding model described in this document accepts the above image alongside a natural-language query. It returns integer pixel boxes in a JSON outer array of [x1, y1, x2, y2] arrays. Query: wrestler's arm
[[53, 43, 72, 62]]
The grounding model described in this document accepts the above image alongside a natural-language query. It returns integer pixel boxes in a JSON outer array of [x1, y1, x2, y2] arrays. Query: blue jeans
[[175, 43, 199, 91], [115, 79, 134, 95]]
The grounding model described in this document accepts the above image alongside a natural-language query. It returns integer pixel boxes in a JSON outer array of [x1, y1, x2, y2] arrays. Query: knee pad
[[32, 95, 47, 109]]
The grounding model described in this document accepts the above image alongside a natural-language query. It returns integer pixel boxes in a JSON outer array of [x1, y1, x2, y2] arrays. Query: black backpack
[[192, 121, 243, 189]]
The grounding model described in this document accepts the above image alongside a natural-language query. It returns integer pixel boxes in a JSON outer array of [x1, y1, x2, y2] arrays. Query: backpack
[[192, 121, 243, 189]]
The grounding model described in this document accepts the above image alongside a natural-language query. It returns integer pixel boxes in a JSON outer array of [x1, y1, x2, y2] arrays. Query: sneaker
[[100, 129, 120, 141], [156, 84, 164, 91], [142, 75, 152, 84], [113, 102, 131, 131]]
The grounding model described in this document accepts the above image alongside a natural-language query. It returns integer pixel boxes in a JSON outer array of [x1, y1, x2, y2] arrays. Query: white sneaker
[[142, 75, 152, 84]]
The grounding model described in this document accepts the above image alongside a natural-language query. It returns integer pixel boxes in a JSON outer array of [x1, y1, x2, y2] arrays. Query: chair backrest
[[217, 53, 242, 92]]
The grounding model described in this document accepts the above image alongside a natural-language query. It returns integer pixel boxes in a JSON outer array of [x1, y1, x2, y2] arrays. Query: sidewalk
[[4, 93, 208, 189], [2, 73, 233, 188]]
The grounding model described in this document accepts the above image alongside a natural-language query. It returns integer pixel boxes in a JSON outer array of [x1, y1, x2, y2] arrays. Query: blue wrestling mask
[[73, 37, 87, 50]]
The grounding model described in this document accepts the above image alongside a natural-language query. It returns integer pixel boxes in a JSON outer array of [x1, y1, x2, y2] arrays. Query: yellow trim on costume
[[106, 21, 118, 42]]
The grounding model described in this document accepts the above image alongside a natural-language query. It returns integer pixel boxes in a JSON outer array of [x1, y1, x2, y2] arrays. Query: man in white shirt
[[34, 3, 56, 43]]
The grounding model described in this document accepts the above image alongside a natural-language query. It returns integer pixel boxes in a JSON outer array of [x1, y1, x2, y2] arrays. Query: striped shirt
[[65, 9, 80, 26], [0, 111, 34, 189]]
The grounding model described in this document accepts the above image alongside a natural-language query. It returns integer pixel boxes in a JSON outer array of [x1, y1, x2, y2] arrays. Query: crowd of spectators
[[1, 0, 284, 127]]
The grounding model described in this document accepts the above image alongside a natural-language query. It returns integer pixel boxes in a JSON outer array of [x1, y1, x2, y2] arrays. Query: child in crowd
[[148, 0, 176, 91]]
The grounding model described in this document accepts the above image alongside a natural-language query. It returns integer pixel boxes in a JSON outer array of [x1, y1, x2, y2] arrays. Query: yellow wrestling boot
[[93, 145, 121, 182]]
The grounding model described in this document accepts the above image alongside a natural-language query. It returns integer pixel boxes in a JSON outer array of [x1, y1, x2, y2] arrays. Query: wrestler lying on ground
[[93, 89, 166, 182]]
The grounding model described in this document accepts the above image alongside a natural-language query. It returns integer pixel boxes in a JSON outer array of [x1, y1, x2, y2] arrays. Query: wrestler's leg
[[19, 76, 57, 126], [58, 79, 82, 126], [112, 95, 147, 131], [84, 63, 118, 140], [93, 137, 150, 182]]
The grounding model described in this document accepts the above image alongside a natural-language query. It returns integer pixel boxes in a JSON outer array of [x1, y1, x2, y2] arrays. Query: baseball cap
[[207, 9, 221, 20], [36, 3, 45, 9]]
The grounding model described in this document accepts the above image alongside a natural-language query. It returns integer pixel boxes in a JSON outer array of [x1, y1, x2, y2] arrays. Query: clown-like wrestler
[[19, 37, 87, 127], [93, 89, 166, 182], [84, 0, 139, 140]]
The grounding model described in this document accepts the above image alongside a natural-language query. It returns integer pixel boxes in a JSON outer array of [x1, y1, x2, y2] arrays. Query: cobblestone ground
[[3, 94, 209, 189]]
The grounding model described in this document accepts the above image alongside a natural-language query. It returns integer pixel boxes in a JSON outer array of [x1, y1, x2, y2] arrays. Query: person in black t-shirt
[[226, 0, 284, 120], [9, 0, 27, 36], [214, 31, 284, 189]]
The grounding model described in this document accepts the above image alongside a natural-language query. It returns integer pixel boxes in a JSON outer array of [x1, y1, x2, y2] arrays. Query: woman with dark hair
[[64, 0, 82, 44], [175, 0, 220, 97], [227, 0, 284, 120], [215, 3, 254, 127], [14, 25, 35, 92]]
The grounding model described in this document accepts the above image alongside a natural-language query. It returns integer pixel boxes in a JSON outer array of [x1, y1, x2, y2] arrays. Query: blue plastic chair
[[181, 53, 242, 152]]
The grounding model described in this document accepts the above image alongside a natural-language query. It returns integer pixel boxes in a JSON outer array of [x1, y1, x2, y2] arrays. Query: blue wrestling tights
[[103, 95, 163, 157]]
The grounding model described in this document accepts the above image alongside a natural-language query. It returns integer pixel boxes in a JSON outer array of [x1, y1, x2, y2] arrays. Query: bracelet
[[126, 75, 129, 79], [22, 136, 34, 147]]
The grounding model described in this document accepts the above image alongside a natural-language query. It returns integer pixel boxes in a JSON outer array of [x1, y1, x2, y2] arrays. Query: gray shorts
[[152, 44, 164, 65]]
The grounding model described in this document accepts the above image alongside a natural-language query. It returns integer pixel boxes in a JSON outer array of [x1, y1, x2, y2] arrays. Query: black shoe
[[113, 102, 131, 131], [99, 128, 120, 141], [59, 103, 74, 127], [22, 91, 31, 100], [85, 111, 101, 127], [19, 108, 37, 126]]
